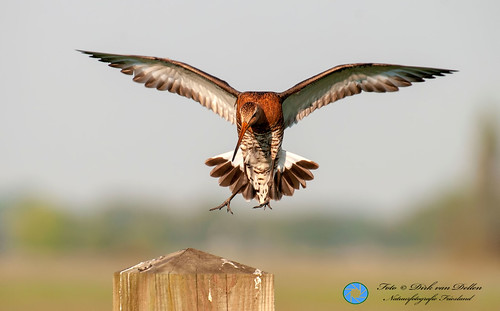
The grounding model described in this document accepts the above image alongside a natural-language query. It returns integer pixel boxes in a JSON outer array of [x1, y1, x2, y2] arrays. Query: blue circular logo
[[343, 282, 368, 304]]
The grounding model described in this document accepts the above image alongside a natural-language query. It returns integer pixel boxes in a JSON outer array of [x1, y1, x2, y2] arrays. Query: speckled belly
[[239, 128, 283, 204]]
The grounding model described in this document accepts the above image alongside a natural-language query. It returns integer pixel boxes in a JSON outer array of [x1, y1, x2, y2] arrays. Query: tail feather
[[241, 183, 256, 201], [273, 150, 319, 199], [230, 169, 247, 194], [205, 149, 318, 203], [205, 149, 254, 201], [219, 166, 238, 187], [270, 170, 283, 201], [209, 161, 232, 178]]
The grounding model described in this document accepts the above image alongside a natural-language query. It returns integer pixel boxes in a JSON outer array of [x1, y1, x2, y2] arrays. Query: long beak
[[232, 122, 250, 162]]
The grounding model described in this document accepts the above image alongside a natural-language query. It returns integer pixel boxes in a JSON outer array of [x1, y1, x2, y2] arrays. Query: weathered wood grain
[[113, 248, 274, 311]]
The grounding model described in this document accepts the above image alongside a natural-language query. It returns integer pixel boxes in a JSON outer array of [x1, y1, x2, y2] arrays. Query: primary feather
[[280, 63, 456, 128], [79, 50, 240, 124]]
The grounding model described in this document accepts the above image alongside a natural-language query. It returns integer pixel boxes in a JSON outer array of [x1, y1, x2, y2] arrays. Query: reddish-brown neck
[[236, 92, 283, 133]]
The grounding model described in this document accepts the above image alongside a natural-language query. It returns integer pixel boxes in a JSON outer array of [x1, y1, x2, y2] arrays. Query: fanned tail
[[270, 150, 319, 201], [205, 149, 319, 203], [205, 149, 256, 201]]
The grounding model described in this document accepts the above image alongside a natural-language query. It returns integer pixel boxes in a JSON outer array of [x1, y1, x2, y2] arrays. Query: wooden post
[[113, 248, 274, 311]]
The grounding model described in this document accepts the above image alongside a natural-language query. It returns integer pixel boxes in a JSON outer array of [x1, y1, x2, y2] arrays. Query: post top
[[119, 248, 268, 275]]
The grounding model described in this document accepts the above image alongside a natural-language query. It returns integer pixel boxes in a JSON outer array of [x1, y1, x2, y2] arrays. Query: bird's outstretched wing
[[79, 50, 240, 124], [280, 63, 456, 128]]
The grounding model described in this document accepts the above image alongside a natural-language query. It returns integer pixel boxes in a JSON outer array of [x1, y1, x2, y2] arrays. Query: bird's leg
[[209, 191, 239, 214], [252, 201, 272, 210]]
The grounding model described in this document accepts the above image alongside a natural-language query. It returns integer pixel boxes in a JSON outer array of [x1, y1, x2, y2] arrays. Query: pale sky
[[1, 0, 499, 216]]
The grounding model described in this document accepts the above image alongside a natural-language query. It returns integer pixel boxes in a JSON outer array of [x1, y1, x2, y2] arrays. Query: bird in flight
[[80, 50, 455, 213]]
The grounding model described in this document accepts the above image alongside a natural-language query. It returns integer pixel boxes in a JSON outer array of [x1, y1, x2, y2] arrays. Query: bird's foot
[[209, 198, 234, 214], [252, 201, 272, 210]]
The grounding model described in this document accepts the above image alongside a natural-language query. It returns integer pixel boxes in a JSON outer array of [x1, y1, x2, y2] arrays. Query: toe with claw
[[209, 192, 238, 214], [252, 201, 272, 210]]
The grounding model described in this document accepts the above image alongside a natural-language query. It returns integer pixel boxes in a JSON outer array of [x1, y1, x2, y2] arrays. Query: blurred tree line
[[0, 114, 498, 258], [0, 197, 397, 255]]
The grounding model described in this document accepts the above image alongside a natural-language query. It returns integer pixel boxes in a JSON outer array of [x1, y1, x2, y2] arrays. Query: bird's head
[[232, 102, 263, 161]]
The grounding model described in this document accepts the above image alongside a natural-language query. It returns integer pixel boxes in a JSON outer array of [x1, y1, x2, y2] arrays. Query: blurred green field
[[1, 253, 499, 311]]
